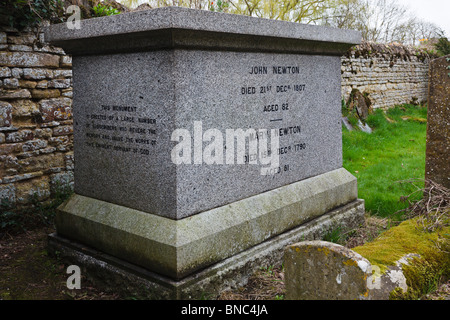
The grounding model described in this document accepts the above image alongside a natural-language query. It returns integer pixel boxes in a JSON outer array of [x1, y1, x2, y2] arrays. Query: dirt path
[[0, 227, 119, 300]]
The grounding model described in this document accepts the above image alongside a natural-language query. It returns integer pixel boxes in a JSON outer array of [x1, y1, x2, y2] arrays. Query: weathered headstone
[[284, 241, 415, 300], [426, 55, 450, 189], [285, 241, 372, 300], [45, 7, 363, 298]]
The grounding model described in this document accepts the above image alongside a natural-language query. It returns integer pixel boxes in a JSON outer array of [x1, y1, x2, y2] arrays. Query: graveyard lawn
[[342, 104, 428, 218]]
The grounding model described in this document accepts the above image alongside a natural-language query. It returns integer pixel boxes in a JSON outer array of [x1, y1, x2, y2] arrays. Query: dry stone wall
[[341, 41, 435, 109], [0, 26, 73, 210]]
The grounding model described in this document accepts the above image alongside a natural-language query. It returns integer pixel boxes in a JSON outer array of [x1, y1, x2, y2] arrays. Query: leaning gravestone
[[45, 7, 363, 299], [426, 55, 450, 189]]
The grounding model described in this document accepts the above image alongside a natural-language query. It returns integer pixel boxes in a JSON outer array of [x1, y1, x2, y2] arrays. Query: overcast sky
[[125, 0, 450, 37], [396, 0, 450, 36]]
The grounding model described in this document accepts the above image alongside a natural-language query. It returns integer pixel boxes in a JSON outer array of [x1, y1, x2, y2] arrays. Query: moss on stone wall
[[341, 40, 436, 109], [344, 41, 439, 62]]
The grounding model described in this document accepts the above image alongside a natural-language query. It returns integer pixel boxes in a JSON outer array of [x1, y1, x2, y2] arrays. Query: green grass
[[342, 104, 428, 218]]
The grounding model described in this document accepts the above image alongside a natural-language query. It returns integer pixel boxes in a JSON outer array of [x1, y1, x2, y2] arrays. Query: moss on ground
[[352, 216, 449, 299], [353, 218, 449, 272]]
